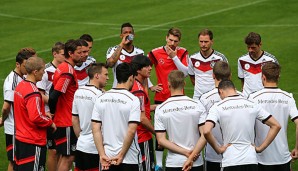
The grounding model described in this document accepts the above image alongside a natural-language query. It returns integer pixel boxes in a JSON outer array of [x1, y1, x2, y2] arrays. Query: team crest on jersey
[[120, 55, 126, 61], [244, 63, 250, 70], [158, 59, 165, 65], [194, 61, 200, 67]]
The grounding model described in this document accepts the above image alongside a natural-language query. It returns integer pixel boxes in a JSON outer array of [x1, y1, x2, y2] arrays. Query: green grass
[[1, 0, 298, 170]]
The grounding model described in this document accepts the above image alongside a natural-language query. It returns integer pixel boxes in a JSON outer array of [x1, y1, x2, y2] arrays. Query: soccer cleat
[[155, 165, 163, 171]]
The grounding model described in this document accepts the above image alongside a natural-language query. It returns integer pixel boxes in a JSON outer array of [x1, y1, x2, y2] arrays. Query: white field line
[[0, 0, 268, 62]]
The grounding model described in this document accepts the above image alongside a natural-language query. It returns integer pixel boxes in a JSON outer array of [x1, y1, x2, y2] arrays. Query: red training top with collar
[[148, 46, 188, 102], [53, 61, 78, 127], [131, 79, 152, 143], [14, 80, 53, 146]]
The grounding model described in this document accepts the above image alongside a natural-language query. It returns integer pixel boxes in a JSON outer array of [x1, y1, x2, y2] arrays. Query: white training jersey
[[72, 85, 103, 154], [206, 95, 271, 167], [74, 56, 96, 87], [3, 71, 24, 135], [106, 45, 144, 88], [188, 50, 228, 100], [36, 62, 56, 112], [200, 88, 243, 162], [154, 95, 206, 167], [91, 88, 141, 164], [248, 87, 298, 165], [238, 51, 278, 97]]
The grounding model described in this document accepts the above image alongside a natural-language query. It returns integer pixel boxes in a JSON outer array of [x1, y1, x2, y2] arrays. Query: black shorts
[[47, 127, 56, 149], [75, 150, 99, 171], [223, 164, 258, 171], [258, 161, 291, 171], [107, 163, 140, 171], [139, 139, 155, 171], [14, 139, 47, 171], [54, 126, 77, 156], [5, 134, 13, 162], [166, 165, 203, 171], [205, 161, 221, 171]]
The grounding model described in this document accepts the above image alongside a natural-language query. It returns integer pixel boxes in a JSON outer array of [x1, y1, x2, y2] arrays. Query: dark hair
[[262, 62, 280, 83], [80, 34, 93, 42], [121, 22, 134, 33], [87, 63, 108, 79], [245, 32, 261, 45], [218, 80, 235, 90], [52, 42, 65, 53], [64, 39, 84, 58], [167, 27, 182, 40], [78, 39, 88, 47], [116, 63, 136, 84], [16, 47, 36, 64], [131, 55, 151, 71], [198, 29, 213, 40], [213, 61, 231, 81]]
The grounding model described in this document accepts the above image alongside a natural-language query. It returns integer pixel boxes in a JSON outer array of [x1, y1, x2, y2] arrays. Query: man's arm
[[182, 126, 207, 171], [39, 89, 49, 104], [204, 121, 229, 154], [106, 36, 130, 68], [72, 115, 81, 138], [140, 111, 155, 134], [110, 122, 138, 165], [255, 116, 281, 153], [48, 89, 61, 114], [156, 131, 191, 157], [291, 118, 298, 160], [0, 101, 11, 127], [92, 121, 111, 170], [165, 46, 188, 76]]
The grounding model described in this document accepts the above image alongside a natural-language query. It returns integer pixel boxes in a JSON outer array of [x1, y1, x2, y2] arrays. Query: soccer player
[[48, 39, 83, 171], [75, 34, 96, 86], [248, 62, 298, 171], [92, 63, 142, 171], [199, 61, 231, 171], [14, 57, 56, 170], [106, 22, 144, 88], [0, 47, 36, 171], [36, 42, 65, 171], [204, 80, 281, 171], [148, 27, 189, 169], [72, 63, 109, 171], [188, 29, 228, 100], [131, 55, 156, 171], [155, 70, 206, 171], [238, 32, 278, 97]]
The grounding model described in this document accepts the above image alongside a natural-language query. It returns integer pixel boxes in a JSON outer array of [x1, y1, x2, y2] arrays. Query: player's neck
[[170, 89, 184, 96], [201, 49, 213, 58], [14, 68, 23, 77], [135, 75, 145, 84], [52, 60, 61, 68], [25, 74, 37, 83], [123, 44, 134, 52], [263, 82, 278, 88]]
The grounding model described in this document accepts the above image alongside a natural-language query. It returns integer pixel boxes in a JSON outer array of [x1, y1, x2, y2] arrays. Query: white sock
[[155, 151, 163, 166]]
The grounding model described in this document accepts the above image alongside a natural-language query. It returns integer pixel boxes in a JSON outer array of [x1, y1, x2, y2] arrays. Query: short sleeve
[[197, 101, 207, 125], [255, 104, 271, 123], [129, 97, 141, 123], [206, 105, 219, 126], [289, 95, 298, 120], [106, 46, 115, 60], [72, 92, 78, 115], [91, 98, 102, 122], [154, 107, 165, 131]]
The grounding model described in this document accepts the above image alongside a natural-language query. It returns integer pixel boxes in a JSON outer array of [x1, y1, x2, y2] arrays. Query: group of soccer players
[[1, 21, 298, 171]]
